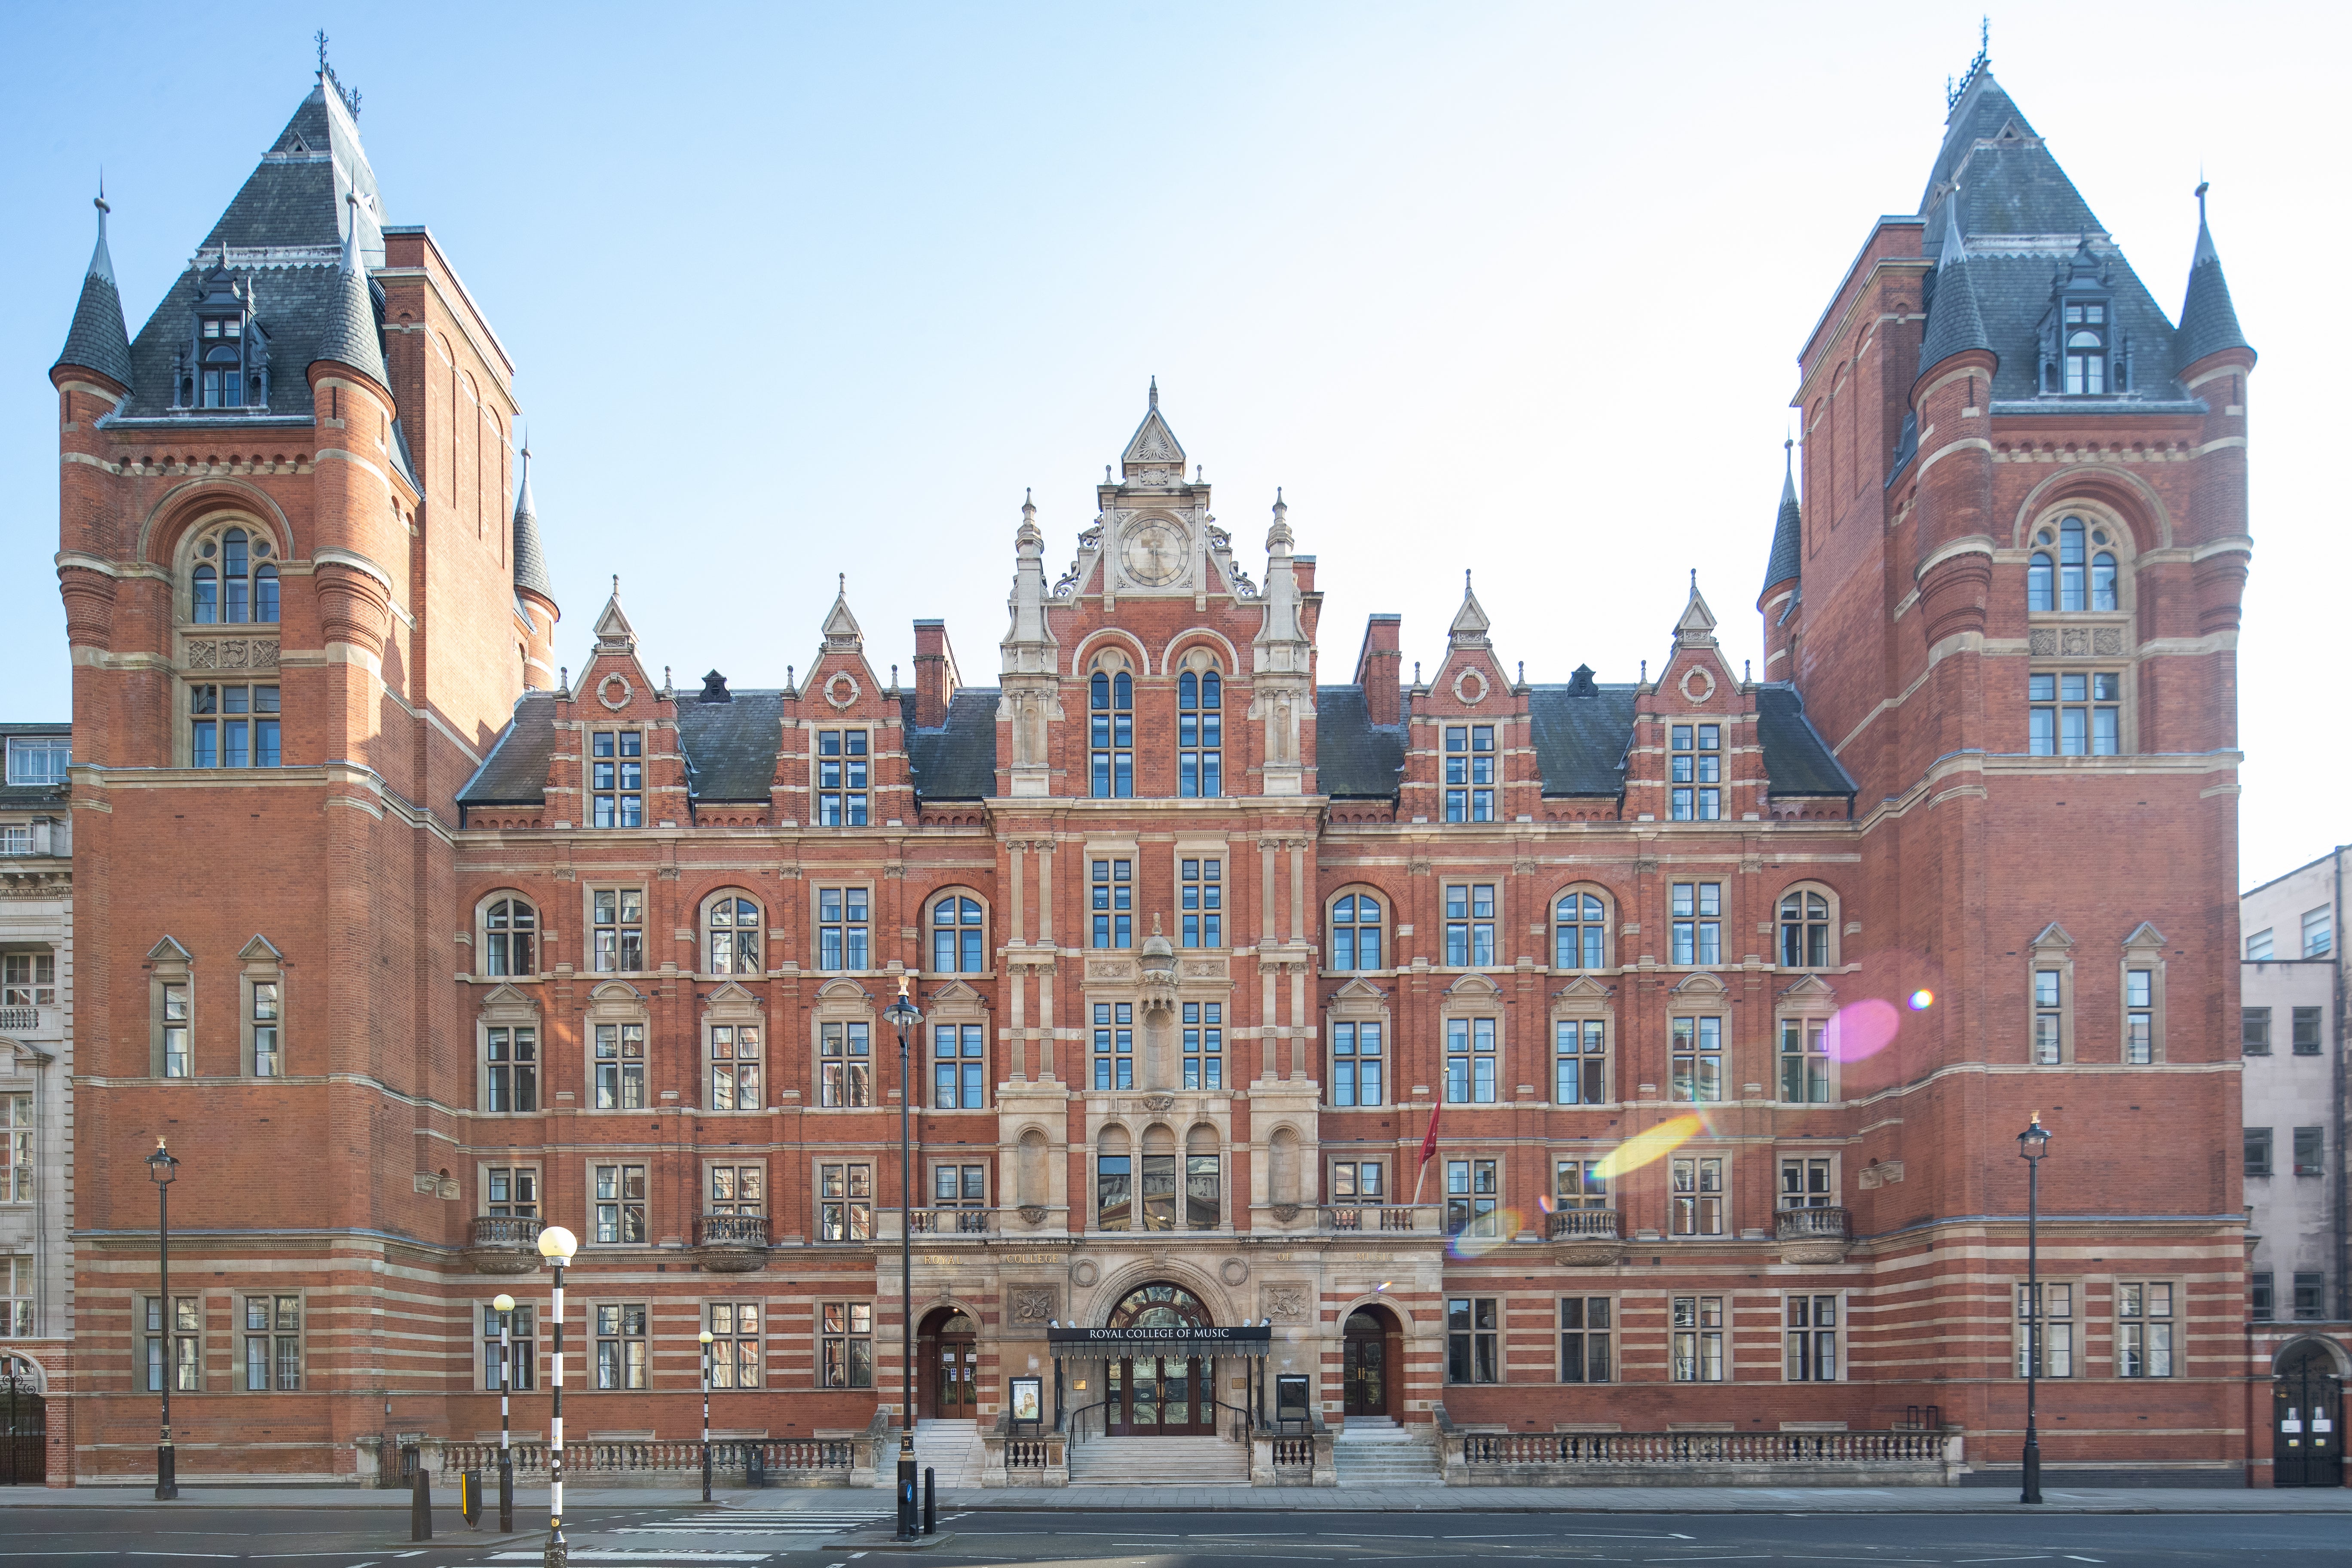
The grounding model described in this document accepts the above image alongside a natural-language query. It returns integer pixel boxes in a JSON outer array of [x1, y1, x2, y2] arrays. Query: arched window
[[1331, 893, 1384, 971], [1554, 890, 1608, 969], [484, 897, 537, 977], [705, 895, 762, 975], [1779, 888, 1832, 969], [931, 895, 985, 973], [2029, 517, 2119, 615], [1090, 666, 1133, 797], [190, 524, 279, 625], [1178, 666, 1222, 797]]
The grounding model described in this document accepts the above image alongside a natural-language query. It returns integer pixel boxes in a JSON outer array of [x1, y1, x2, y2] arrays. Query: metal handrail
[[1061, 1400, 1109, 1454], [1211, 1398, 1253, 1443]]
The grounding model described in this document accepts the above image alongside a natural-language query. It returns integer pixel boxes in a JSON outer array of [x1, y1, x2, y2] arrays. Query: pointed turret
[[1675, 571, 1720, 648], [1761, 439, 1801, 597], [53, 190, 133, 390], [511, 441, 556, 603], [2177, 182, 2254, 368], [1448, 570, 1492, 649], [821, 574, 864, 651], [1917, 191, 1994, 377], [593, 577, 637, 655], [310, 193, 388, 389], [1120, 377, 1186, 479]]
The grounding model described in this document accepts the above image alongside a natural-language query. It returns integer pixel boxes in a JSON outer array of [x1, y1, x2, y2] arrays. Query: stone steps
[[1068, 1434, 1252, 1485], [1334, 1424, 1440, 1485], [909, 1420, 985, 1489]]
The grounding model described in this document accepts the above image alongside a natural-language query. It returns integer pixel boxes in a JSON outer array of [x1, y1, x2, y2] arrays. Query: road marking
[[2064, 1559, 2106, 1564], [1953, 1558, 2054, 1563]]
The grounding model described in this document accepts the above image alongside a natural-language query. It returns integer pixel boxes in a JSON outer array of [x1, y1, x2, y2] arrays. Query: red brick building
[[27, 56, 2272, 1487]]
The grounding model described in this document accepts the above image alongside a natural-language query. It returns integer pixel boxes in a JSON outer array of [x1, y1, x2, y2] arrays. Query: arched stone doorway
[[1341, 1304, 1401, 1422], [1106, 1283, 1217, 1436], [2273, 1337, 2345, 1488], [918, 1305, 980, 1423]]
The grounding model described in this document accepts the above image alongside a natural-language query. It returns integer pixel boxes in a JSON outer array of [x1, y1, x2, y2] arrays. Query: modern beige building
[[2243, 848, 2347, 1326]]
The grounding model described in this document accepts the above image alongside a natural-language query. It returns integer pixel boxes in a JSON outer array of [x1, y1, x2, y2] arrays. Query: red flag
[[1418, 1098, 1442, 1170]]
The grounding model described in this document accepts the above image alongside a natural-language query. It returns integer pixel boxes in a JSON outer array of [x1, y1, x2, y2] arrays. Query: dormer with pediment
[[548, 582, 686, 830], [777, 576, 910, 828], [1401, 572, 1534, 826], [1626, 577, 1767, 825]]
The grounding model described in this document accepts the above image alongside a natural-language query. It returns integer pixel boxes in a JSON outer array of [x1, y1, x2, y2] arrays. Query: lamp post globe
[[536, 1225, 578, 1567], [146, 1138, 180, 1501], [2016, 1114, 2052, 1506], [882, 974, 923, 1540]]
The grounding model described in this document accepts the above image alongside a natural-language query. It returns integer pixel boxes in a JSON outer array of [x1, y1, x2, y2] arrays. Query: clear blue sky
[[4, 2, 2342, 887]]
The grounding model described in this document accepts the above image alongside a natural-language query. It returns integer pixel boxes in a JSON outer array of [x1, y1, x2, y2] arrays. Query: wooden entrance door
[[1342, 1312, 1389, 1418], [2275, 1341, 2344, 1487], [934, 1333, 978, 1420], [1111, 1354, 1211, 1435]]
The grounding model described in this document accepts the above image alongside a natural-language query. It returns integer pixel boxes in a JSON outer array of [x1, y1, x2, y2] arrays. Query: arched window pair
[[1554, 891, 1608, 969], [1778, 888, 1834, 969], [931, 895, 985, 973], [1088, 655, 1223, 797], [2027, 517, 2117, 613], [191, 526, 280, 624], [1331, 894, 1384, 970], [1091, 669, 1133, 797], [484, 897, 537, 977], [1177, 668, 1221, 797], [707, 895, 762, 975]]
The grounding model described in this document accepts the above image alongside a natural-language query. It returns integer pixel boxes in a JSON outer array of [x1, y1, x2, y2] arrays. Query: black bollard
[[461, 1469, 481, 1529], [923, 1465, 935, 1535], [409, 1458, 433, 1541]]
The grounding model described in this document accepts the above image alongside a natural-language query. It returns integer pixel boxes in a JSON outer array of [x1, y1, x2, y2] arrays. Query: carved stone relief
[[1010, 1286, 1058, 1324], [1262, 1284, 1310, 1323]]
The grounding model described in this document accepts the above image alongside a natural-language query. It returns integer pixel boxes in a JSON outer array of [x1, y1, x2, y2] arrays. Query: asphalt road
[[0, 1504, 2346, 1566]]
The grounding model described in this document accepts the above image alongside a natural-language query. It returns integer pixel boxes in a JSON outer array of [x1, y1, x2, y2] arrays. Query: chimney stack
[[1355, 614, 1402, 727], [912, 619, 959, 729]]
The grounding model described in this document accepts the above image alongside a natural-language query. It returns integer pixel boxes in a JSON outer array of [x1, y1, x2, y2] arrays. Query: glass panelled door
[[931, 1335, 978, 1420], [1343, 1318, 1387, 1418], [1112, 1354, 1211, 1434]]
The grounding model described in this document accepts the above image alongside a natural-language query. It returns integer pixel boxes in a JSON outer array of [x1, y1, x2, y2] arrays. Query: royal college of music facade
[[21, 53, 2279, 1486]]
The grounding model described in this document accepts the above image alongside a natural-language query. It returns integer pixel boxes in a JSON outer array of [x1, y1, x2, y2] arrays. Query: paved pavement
[[9, 1480, 2352, 1512]]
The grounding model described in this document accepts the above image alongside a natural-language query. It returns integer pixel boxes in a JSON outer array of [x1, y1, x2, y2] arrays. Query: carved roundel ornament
[[1120, 517, 1187, 587], [597, 673, 633, 711], [1679, 666, 1716, 704], [824, 671, 861, 710], [1453, 666, 1489, 705]]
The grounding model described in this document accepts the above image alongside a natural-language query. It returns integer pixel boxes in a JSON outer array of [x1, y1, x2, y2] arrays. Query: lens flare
[[1448, 1208, 1522, 1259], [1593, 1114, 1706, 1180], [1536, 1192, 1557, 1215], [1823, 998, 1902, 1063], [1909, 989, 1935, 1012]]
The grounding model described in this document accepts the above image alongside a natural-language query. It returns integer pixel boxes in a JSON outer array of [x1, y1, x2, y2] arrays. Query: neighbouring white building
[[2243, 847, 2346, 1326], [0, 722, 71, 1390]]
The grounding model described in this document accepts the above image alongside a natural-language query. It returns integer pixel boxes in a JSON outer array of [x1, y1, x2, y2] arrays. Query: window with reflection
[[484, 898, 537, 977], [1178, 668, 1221, 796], [1090, 669, 1134, 797], [706, 896, 761, 975], [931, 895, 984, 972], [190, 525, 279, 625], [1554, 891, 1606, 969], [2027, 517, 2117, 613], [1332, 894, 1384, 970]]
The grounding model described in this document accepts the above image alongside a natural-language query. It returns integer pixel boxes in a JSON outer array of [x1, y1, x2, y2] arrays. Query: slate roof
[[1314, 686, 1406, 799], [456, 685, 1005, 813], [459, 675, 1852, 814], [904, 689, 1001, 801], [54, 209, 133, 388], [110, 80, 390, 420], [1915, 70, 2201, 404], [1918, 199, 1995, 374], [0, 723, 72, 812], [675, 691, 786, 801], [1754, 685, 1856, 797], [312, 213, 389, 386]]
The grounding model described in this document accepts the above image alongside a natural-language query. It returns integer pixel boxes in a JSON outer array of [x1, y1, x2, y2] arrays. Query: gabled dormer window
[[2037, 245, 2127, 397], [175, 261, 270, 412], [2064, 302, 2107, 395]]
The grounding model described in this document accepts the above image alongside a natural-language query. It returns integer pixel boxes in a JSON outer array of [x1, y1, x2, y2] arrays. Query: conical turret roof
[[54, 193, 133, 389], [512, 442, 555, 601], [1761, 441, 1801, 596], [1917, 191, 1994, 376], [310, 193, 387, 387], [2177, 184, 2253, 367]]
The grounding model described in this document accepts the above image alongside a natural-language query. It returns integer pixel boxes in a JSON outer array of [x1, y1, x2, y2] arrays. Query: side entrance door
[[2275, 1341, 2343, 1487], [0, 1370, 44, 1486]]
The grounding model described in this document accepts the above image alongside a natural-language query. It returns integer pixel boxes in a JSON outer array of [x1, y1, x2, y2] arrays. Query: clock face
[[1121, 520, 1187, 587]]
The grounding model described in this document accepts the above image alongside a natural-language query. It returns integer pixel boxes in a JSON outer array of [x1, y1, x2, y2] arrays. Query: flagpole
[[1409, 1098, 1440, 1210]]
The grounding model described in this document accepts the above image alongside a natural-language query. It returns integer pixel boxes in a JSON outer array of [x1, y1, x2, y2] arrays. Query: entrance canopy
[[1049, 1323, 1274, 1358]]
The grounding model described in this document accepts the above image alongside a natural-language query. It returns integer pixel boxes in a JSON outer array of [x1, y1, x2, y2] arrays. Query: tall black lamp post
[[146, 1138, 180, 1501], [2018, 1113, 2051, 1506], [536, 1224, 579, 1568], [883, 975, 924, 1541], [698, 1328, 714, 1503]]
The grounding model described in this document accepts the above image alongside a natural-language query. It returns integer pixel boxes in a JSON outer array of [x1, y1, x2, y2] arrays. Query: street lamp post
[[536, 1225, 579, 1568], [698, 1329, 714, 1503], [493, 1292, 517, 1531], [883, 975, 924, 1542], [145, 1138, 180, 1501], [2018, 1114, 2052, 1506]]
